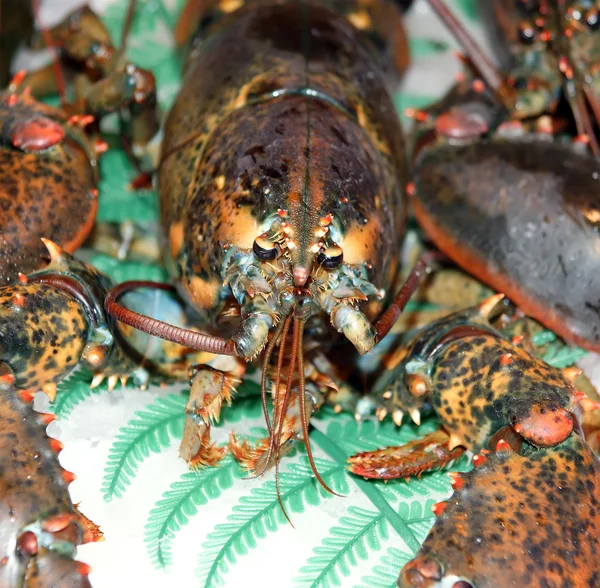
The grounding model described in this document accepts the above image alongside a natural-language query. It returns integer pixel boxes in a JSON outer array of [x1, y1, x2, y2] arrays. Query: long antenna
[[427, 0, 511, 107], [31, 0, 66, 101]]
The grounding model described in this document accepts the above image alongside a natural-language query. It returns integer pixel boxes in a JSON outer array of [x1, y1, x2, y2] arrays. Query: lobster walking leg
[[180, 364, 243, 467], [22, 4, 159, 153]]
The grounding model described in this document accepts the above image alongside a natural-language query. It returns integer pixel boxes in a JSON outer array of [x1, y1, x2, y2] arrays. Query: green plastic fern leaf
[[88, 253, 168, 284], [354, 501, 437, 588], [145, 455, 242, 570], [101, 393, 187, 501], [295, 506, 387, 588], [296, 500, 437, 588], [196, 457, 348, 587], [355, 547, 412, 588], [542, 341, 588, 368]]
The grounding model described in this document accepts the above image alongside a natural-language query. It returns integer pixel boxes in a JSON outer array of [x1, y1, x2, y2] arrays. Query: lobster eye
[[318, 244, 343, 269], [587, 8, 600, 28], [253, 235, 279, 261], [518, 20, 536, 44]]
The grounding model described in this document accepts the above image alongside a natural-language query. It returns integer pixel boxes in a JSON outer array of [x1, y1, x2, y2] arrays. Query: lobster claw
[[511, 404, 574, 447]]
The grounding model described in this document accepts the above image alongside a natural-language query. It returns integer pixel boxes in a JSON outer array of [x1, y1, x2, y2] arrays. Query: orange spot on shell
[[41, 513, 73, 533], [18, 390, 35, 403], [62, 470, 77, 484], [12, 116, 65, 151], [473, 453, 487, 467], [448, 471, 464, 490], [50, 438, 64, 453], [472, 79, 485, 93], [432, 501, 447, 516], [12, 293, 25, 307], [40, 413, 57, 425], [17, 531, 38, 556], [0, 373, 15, 386], [8, 70, 26, 91], [513, 404, 573, 447], [95, 139, 109, 154], [78, 562, 92, 577], [495, 439, 513, 452]]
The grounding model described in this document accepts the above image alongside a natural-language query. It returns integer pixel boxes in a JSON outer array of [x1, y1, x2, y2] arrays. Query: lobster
[[346, 296, 600, 586], [2, 0, 600, 585], [406, 0, 600, 354], [103, 0, 432, 497], [0, 1, 158, 285]]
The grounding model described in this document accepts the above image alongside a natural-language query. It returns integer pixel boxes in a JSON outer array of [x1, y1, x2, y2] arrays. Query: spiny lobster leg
[[0, 375, 100, 586], [399, 434, 600, 587], [348, 429, 464, 481]]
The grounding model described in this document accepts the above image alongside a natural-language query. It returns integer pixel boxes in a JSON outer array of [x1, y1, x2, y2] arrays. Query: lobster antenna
[[273, 316, 302, 527], [31, 0, 66, 101], [427, 0, 509, 105], [243, 314, 293, 482], [119, 0, 137, 55], [259, 316, 290, 435], [104, 281, 237, 355], [296, 318, 342, 498]]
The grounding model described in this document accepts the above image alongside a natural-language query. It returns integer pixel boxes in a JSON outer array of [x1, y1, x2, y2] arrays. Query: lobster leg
[[180, 364, 243, 467], [348, 429, 464, 480]]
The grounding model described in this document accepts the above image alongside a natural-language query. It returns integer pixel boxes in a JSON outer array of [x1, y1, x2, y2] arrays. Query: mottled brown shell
[[0, 92, 98, 285], [160, 0, 407, 323], [0, 380, 92, 586], [399, 433, 600, 587]]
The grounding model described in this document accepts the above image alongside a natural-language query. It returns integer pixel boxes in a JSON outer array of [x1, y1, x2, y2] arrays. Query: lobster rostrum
[[405, 0, 600, 354], [0, 1, 159, 285], [346, 295, 600, 586]]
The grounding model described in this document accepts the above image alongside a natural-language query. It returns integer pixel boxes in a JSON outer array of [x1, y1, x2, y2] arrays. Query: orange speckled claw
[[399, 434, 600, 587], [347, 430, 464, 480]]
